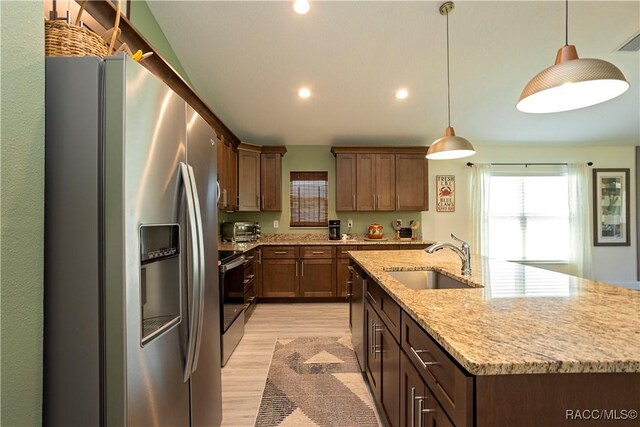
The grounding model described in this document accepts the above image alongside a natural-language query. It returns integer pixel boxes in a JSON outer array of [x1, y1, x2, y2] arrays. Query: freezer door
[[186, 105, 223, 426], [104, 56, 190, 427]]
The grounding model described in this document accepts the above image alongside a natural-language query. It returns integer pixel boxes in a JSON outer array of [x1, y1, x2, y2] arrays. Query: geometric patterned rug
[[254, 336, 379, 427]]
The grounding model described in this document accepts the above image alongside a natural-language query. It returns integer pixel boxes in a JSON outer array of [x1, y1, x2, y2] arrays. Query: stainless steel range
[[219, 250, 246, 366]]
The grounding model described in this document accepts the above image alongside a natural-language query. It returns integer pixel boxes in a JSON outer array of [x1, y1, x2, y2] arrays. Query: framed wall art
[[436, 175, 455, 212], [593, 168, 630, 246]]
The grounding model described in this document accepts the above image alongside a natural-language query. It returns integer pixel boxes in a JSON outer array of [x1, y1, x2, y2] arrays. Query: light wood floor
[[220, 302, 352, 427]]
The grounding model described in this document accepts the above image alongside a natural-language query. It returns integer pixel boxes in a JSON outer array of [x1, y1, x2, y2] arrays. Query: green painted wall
[[129, 0, 192, 85], [228, 146, 423, 236], [0, 1, 45, 425]]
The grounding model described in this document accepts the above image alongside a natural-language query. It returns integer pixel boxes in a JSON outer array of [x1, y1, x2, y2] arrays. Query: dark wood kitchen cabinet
[[261, 258, 297, 297], [375, 153, 396, 211], [216, 138, 238, 211], [336, 245, 357, 298], [242, 249, 257, 321], [238, 145, 261, 211], [300, 247, 335, 297], [260, 147, 286, 212], [400, 351, 454, 427], [261, 246, 298, 297], [395, 154, 429, 211], [355, 153, 395, 211], [335, 154, 357, 211], [261, 246, 336, 298], [365, 299, 400, 427], [332, 147, 428, 212]]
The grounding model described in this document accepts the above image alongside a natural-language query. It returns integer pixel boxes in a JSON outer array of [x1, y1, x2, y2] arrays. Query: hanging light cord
[[565, 0, 569, 45], [446, 9, 451, 128]]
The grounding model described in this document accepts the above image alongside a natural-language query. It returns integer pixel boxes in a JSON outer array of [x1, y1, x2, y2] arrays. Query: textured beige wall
[[0, 1, 45, 425]]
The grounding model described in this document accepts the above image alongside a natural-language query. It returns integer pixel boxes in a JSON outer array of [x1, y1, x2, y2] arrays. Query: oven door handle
[[221, 255, 246, 272], [187, 164, 206, 374], [180, 162, 200, 382]]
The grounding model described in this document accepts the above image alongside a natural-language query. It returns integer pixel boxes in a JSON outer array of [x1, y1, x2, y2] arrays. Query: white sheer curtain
[[567, 163, 592, 278], [470, 164, 491, 257]]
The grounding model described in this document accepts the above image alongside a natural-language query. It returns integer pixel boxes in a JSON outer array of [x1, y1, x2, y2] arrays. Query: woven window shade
[[290, 171, 328, 227]]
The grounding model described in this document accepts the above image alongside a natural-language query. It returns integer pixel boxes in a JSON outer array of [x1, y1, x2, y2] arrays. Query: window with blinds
[[488, 174, 570, 262], [290, 171, 328, 227]]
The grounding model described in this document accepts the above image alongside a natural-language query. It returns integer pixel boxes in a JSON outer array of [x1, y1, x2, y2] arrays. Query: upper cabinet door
[[375, 154, 396, 211], [395, 154, 428, 211], [216, 139, 228, 209], [260, 153, 282, 211], [335, 154, 356, 211], [356, 154, 376, 211], [229, 147, 238, 211], [238, 149, 261, 211]]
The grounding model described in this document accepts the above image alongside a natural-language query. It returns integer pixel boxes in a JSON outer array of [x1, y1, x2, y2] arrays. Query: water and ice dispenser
[[139, 224, 181, 346]]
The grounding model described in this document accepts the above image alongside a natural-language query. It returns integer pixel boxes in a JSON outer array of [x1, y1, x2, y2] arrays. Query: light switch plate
[[273, 220, 279, 229]]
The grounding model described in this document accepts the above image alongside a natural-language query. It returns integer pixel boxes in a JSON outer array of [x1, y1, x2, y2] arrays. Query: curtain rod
[[466, 161, 593, 167]]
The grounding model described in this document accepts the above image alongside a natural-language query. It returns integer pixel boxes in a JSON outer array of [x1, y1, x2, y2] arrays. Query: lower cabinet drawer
[[402, 311, 473, 427], [262, 246, 297, 259], [301, 246, 335, 258], [367, 280, 401, 342], [337, 245, 358, 258]]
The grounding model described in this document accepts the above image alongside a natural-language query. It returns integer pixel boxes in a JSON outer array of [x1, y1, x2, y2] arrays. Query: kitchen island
[[349, 249, 640, 427]]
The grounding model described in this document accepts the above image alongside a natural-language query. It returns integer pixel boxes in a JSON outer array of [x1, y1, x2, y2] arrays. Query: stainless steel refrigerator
[[44, 55, 222, 426]]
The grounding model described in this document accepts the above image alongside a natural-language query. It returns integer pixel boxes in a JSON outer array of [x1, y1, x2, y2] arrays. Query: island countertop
[[349, 249, 640, 376]]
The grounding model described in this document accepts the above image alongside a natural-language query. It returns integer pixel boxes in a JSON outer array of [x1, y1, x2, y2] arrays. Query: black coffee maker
[[328, 220, 341, 240]]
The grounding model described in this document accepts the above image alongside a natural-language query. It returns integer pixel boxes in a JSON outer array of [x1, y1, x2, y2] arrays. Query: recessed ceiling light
[[395, 89, 409, 100], [293, 0, 310, 15], [298, 87, 311, 98]]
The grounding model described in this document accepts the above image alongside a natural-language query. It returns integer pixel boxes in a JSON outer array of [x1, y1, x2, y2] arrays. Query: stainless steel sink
[[386, 270, 471, 290]]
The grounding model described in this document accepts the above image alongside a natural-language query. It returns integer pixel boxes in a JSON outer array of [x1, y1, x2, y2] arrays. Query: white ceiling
[[147, 1, 639, 147]]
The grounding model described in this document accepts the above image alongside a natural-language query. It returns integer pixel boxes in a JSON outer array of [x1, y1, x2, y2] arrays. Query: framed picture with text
[[593, 168, 630, 246], [436, 175, 455, 212]]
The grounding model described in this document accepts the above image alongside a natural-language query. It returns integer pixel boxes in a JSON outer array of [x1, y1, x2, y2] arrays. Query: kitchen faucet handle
[[450, 233, 469, 248]]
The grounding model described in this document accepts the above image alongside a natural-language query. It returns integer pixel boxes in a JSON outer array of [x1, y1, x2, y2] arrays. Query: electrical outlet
[[347, 219, 353, 228], [273, 220, 279, 229]]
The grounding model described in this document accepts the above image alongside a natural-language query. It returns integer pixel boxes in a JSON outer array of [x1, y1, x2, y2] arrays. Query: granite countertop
[[218, 233, 435, 252], [349, 249, 640, 376]]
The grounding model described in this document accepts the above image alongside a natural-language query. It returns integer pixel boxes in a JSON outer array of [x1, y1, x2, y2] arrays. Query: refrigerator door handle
[[180, 162, 200, 382], [187, 164, 206, 373]]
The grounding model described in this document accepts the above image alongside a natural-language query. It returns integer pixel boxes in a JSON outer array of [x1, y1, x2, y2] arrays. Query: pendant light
[[427, 2, 475, 161], [517, 0, 629, 113]]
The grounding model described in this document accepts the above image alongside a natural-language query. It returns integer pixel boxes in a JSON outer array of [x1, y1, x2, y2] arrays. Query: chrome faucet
[[425, 233, 472, 276]]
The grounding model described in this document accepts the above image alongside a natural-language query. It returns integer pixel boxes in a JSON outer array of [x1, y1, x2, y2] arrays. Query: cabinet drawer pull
[[311, 251, 324, 255], [346, 280, 352, 300], [410, 346, 439, 369], [245, 256, 254, 262], [366, 291, 378, 306], [411, 387, 416, 427], [417, 398, 436, 426], [353, 194, 356, 209], [273, 251, 287, 255], [341, 251, 350, 255], [295, 261, 299, 277], [373, 324, 383, 357]]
